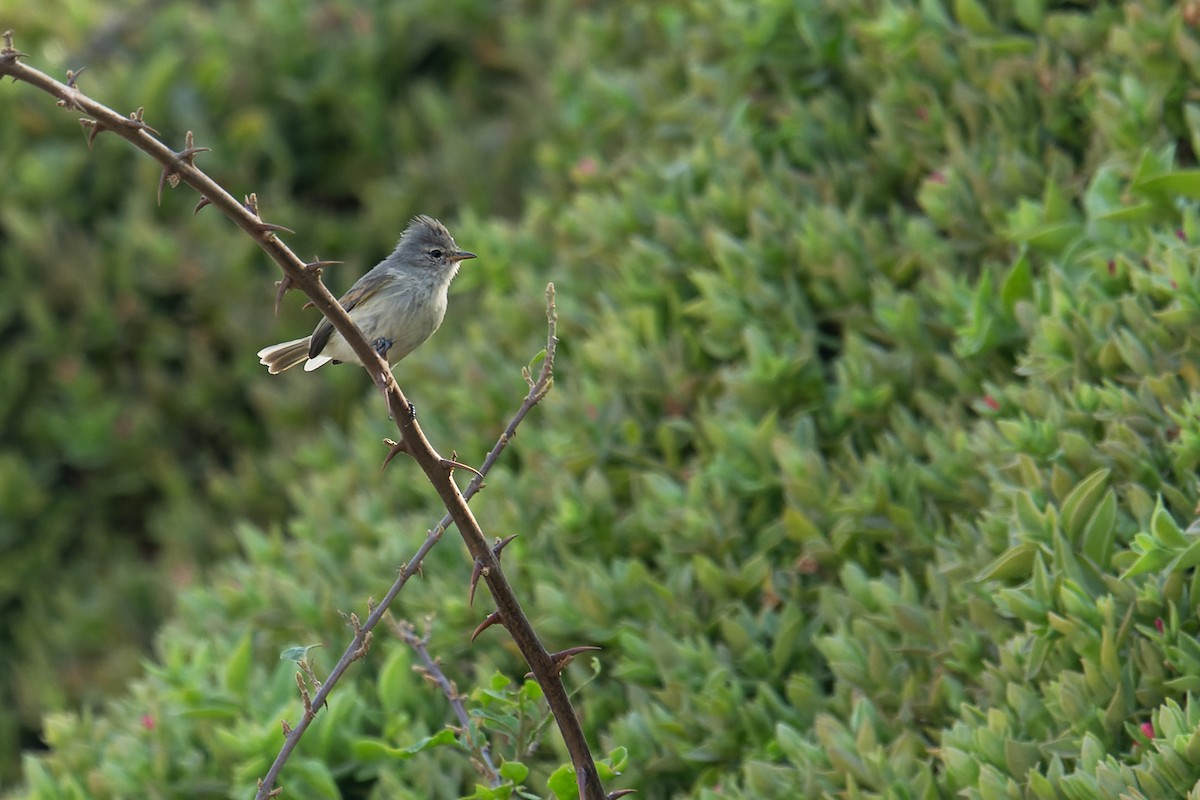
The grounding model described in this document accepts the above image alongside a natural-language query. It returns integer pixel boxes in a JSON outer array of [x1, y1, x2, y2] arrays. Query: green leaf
[[1096, 203, 1159, 223], [500, 760, 530, 784], [1152, 498, 1187, 548], [521, 679, 545, 703], [223, 629, 254, 695], [977, 542, 1039, 582], [351, 728, 459, 762], [377, 647, 411, 715], [1134, 170, 1200, 200], [1120, 549, 1173, 579], [1000, 252, 1033, 312], [279, 644, 322, 664], [1080, 488, 1117, 566], [547, 764, 579, 799], [1167, 540, 1200, 573], [605, 746, 629, 773], [1025, 222, 1083, 253], [954, 0, 997, 34], [397, 728, 459, 757], [1061, 468, 1111, 544], [287, 758, 340, 799]]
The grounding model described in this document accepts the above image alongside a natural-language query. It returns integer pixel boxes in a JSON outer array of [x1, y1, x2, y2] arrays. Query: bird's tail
[[257, 337, 313, 374]]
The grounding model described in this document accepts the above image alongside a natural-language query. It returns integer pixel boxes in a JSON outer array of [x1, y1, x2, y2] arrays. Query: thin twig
[[393, 618, 501, 785], [0, 41, 606, 800], [430, 283, 558, 539]]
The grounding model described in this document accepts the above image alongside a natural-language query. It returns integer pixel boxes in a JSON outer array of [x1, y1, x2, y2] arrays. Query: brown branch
[[0, 37, 606, 800]]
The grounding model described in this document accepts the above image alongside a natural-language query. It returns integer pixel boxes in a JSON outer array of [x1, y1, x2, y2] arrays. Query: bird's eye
[[429, 249, 443, 258]]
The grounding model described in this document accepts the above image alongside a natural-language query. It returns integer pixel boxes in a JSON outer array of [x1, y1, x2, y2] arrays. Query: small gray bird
[[257, 215, 475, 374]]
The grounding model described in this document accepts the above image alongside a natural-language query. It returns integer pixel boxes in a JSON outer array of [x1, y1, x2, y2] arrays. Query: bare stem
[[394, 618, 501, 784]]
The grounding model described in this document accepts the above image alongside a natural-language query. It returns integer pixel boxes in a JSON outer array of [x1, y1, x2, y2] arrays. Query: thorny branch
[[0, 34, 609, 800]]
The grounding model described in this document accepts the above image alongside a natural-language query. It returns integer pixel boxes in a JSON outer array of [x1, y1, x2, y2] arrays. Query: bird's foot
[[371, 337, 394, 358]]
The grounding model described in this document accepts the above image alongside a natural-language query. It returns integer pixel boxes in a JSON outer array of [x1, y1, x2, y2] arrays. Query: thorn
[[608, 791, 638, 799], [193, 195, 211, 214], [239, 192, 293, 235], [156, 165, 171, 206], [468, 560, 487, 607], [256, 777, 283, 799], [382, 438, 409, 470], [56, 69, 85, 110], [542, 646, 602, 676], [157, 133, 209, 206], [439, 456, 483, 478], [470, 611, 504, 642], [259, 221, 296, 235], [279, 259, 340, 314], [306, 258, 342, 277], [0, 30, 25, 59], [273, 276, 295, 317], [126, 107, 159, 136], [493, 534, 519, 559], [468, 536, 515, 606], [79, 118, 105, 149], [177, 146, 211, 161], [350, 630, 373, 662], [296, 672, 313, 717]]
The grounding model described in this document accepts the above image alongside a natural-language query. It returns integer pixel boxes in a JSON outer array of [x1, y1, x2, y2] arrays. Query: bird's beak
[[454, 251, 477, 262]]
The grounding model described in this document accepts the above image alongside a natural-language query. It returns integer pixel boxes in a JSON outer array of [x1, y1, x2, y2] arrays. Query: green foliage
[[8, 0, 1200, 798]]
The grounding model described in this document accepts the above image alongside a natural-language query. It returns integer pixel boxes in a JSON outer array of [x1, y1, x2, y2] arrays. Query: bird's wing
[[308, 278, 384, 358]]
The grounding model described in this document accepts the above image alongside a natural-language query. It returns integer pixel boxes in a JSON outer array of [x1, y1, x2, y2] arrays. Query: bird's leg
[[371, 337, 394, 359]]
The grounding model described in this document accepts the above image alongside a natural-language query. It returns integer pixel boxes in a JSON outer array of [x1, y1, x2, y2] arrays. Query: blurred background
[[5, 1, 1200, 798]]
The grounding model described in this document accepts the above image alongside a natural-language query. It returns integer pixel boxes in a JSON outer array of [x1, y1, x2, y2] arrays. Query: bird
[[257, 215, 475, 374]]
